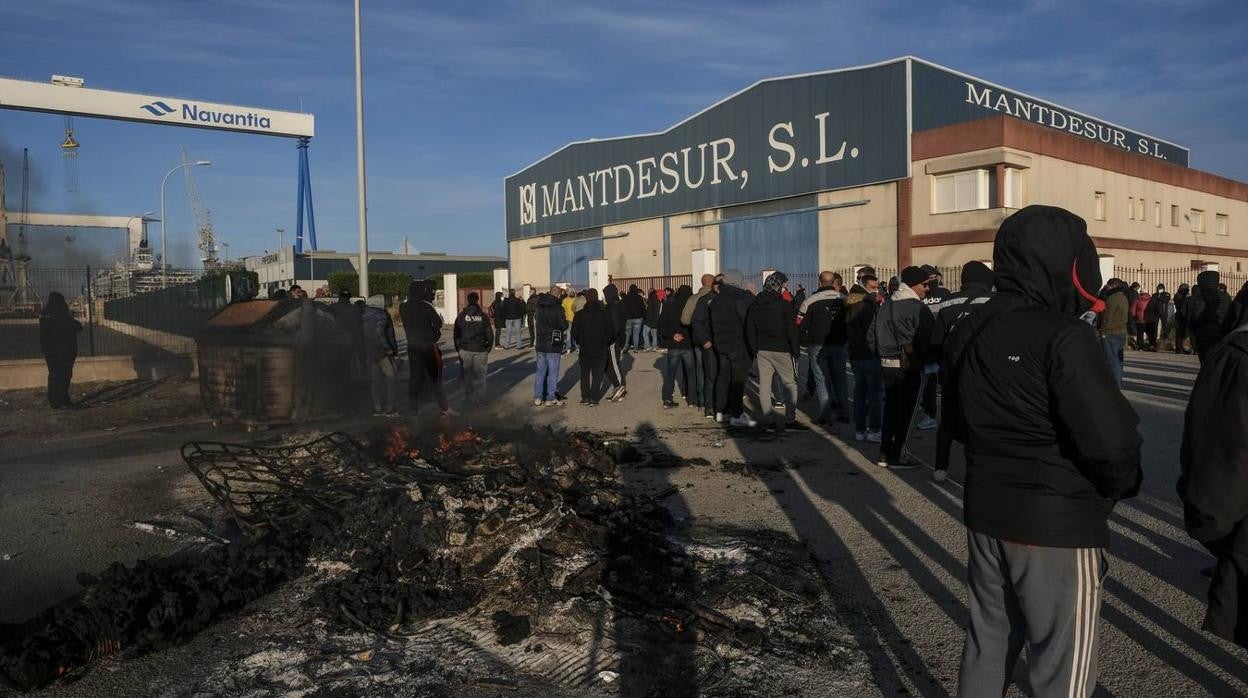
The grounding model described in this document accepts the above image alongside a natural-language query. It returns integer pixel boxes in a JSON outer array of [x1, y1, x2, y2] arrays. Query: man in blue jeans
[[845, 271, 884, 441], [796, 271, 850, 425], [1096, 278, 1130, 386], [622, 284, 647, 351], [531, 286, 568, 405]]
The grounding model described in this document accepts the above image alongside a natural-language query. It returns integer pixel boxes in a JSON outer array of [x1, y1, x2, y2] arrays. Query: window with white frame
[[1171, 204, 1180, 226], [1216, 213, 1229, 236], [1154, 201, 1161, 227], [1127, 198, 1134, 220], [1003, 168, 1024, 208], [1190, 209, 1205, 233], [1094, 192, 1106, 220], [1138, 198, 1146, 221], [931, 170, 990, 214]]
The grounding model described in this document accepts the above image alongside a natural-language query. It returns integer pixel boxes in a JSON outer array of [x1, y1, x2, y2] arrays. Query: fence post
[[86, 266, 97, 357]]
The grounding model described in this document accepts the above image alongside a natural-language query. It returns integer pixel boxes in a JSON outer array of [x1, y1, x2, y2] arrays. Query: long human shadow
[[609, 421, 698, 696], [720, 424, 957, 697]]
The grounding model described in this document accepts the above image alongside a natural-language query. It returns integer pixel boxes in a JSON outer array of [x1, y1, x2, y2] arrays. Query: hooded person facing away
[[601, 284, 629, 401], [944, 205, 1142, 698], [400, 279, 452, 417], [1178, 310, 1248, 649], [571, 288, 612, 404], [39, 292, 83, 409], [1185, 270, 1233, 360], [709, 269, 755, 425]]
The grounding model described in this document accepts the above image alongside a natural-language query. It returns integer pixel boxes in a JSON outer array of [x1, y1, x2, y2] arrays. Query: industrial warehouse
[[504, 56, 1248, 289]]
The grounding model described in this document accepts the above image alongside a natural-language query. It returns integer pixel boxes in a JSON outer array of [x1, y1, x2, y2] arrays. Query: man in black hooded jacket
[[1184, 270, 1233, 360], [400, 279, 451, 416], [571, 288, 612, 405], [1179, 318, 1248, 650], [601, 284, 629, 401], [946, 205, 1142, 697], [659, 285, 696, 408], [709, 270, 755, 425]]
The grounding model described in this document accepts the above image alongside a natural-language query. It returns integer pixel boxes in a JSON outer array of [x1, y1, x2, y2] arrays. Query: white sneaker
[[533, 398, 544, 407], [933, 469, 948, 483], [917, 416, 939, 430], [729, 414, 758, 428], [715, 412, 724, 423], [866, 431, 883, 443], [855, 431, 867, 442]]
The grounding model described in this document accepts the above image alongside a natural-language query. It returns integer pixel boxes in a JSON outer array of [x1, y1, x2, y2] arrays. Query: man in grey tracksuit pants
[[945, 206, 1142, 697]]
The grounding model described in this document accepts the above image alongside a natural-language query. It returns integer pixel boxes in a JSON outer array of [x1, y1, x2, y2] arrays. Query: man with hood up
[[746, 271, 801, 431], [1178, 304, 1248, 651], [683, 274, 717, 417], [400, 279, 453, 417], [929, 260, 995, 483], [571, 288, 612, 405], [1184, 270, 1234, 360], [1096, 278, 1130, 384], [944, 205, 1142, 697], [1173, 283, 1192, 353], [659, 284, 696, 408], [601, 284, 629, 401], [531, 286, 568, 406], [709, 270, 755, 426], [38, 291, 83, 409]]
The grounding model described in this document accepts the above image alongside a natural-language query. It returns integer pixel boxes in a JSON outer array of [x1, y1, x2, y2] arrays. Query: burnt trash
[[0, 426, 864, 694], [195, 299, 357, 429]]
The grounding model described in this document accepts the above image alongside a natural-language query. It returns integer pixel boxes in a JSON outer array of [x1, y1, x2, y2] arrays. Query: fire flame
[[383, 427, 421, 463], [435, 428, 478, 453]]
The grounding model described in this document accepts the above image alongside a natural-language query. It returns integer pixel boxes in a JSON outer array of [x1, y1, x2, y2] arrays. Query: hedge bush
[[326, 271, 413, 298]]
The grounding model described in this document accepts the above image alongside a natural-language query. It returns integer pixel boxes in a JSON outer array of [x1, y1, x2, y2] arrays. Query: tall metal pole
[[354, 0, 370, 298]]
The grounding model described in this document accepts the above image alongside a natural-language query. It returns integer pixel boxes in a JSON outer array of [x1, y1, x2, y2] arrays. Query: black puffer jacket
[[659, 286, 693, 350], [709, 284, 753, 356], [623, 286, 646, 320], [944, 205, 1142, 549], [1185, 272, 1234, 357], [930, 277, 994, 359], [453, 303, 493, 352], [1179, 326, 1248, 647], [603, 285, 626, 346], [532, 293, 568, 353], [745, 290, 799, 357], [796, 287, 847, 347], [644, 291, 662, 328], [690, 291, 714, 347], [571, 299, 612, 357]]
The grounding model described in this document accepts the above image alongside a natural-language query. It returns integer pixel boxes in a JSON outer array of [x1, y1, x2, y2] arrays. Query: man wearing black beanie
[[867, 264, 934, 468]]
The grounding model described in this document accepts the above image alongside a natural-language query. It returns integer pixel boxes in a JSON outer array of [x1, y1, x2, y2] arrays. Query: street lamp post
[[160, 159, 211, 288], [354, 0, 370, 298]]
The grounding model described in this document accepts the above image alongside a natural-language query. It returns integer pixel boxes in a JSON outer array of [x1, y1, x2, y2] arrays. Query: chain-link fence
[[0, 267, 250, 361]]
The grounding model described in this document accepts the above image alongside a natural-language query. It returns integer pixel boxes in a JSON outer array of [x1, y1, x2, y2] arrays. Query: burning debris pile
[[0, 426, 866, 695]]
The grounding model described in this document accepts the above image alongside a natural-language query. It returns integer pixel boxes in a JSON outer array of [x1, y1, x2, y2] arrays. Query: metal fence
[[609, 275, 694, 293], [1113, 266, 1248, 293], [0, 266, 246, 361]]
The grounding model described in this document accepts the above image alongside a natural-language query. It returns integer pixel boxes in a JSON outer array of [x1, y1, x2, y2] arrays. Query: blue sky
[[1, 0, 1245, 267]]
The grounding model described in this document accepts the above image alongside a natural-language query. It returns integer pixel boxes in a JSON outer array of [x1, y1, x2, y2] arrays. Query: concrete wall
[[603, 217, 665, 278], [817, 182, 899, 271], [0, 353, 197, 390]]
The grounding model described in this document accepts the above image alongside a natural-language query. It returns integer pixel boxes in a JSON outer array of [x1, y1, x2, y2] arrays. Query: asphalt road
[[2, 345, 1244, 696]]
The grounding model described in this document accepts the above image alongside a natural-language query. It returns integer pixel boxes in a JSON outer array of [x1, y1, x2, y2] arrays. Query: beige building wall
[[507, 235, 551, 291], [916, 242, 994, 268], [817, 183, 899, 271], [667, 211, 718, 277], [602, 217, 664, 278]]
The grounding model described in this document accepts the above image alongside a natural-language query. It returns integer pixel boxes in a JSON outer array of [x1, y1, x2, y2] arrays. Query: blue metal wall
[[720, 210, 819, 278], [548, 238, 604, 287]]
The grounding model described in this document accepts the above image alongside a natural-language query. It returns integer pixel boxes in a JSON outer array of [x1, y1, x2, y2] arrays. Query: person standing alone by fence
[[39, 292, 82, 410]]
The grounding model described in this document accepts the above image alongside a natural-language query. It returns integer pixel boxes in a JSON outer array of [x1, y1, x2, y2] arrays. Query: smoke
[[25, 227, 124, 269]]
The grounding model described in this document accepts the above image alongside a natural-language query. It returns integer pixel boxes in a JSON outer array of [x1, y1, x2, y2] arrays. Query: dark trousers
[[698, 346, 718, 414], [880, 367, 922, 462], [1175, 320, 1189, 353], [407, 343, 448, 411], [605, 343, 625, 388], [922, 367, 940, 419], [716, 351, 749, 418], [579, 355, 605, 402], [45, 354, 75, 408], [662, 348, 695, 403], [1142, 319, 1158, 348], [527, 313, 535, 346]]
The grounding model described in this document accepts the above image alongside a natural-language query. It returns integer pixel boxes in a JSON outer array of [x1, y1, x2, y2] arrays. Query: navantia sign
[[910, 61, 1188, 166], [0, 77, 314, 138], [506, 61, 910, 240]]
